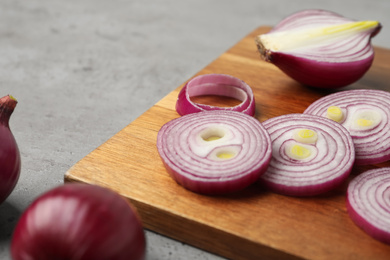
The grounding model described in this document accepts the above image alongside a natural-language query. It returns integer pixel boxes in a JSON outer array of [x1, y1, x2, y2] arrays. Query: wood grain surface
[[65, 26, 390, 260]]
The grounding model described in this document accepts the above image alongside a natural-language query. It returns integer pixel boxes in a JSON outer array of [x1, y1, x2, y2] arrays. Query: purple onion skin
[[0, 95, 21, 204], [11, 183, 146, 260], [271, 53, 374, 88]]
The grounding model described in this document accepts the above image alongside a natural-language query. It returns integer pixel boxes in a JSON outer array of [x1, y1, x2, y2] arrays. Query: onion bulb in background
[[0, 95, 21, 204], [255, 9, 382, 88], [11, 183, 146, 260]]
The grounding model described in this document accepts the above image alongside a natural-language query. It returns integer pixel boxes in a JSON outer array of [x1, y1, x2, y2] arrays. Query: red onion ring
[[260, 113, 355, 196], [156, 110, 271, 194], [175, 74, 256, 116], [304, 89, 390, 165], [255, 9, 381, 88], [347, 167, 390, 244]]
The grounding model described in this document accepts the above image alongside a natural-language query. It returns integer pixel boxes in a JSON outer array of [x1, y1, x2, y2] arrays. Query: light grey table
[[1, 1, 389, 259]]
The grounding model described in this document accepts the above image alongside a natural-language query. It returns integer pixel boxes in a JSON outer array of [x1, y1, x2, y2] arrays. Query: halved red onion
[[260, 113, 355, 196], [304, 89, 390, 165], [347, 167, 390, 244], [156, 110, 271, 194], [175, 74, 256, 116], [255, 9, 381, 88]]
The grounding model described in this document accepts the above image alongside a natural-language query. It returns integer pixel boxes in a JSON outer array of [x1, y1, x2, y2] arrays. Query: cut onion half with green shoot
[[156, 110, 271, 195], [255, 9, 381, 88], [347, 167, 390, 244], [260, 113, 355, 196], [304, 89, 390, 165], [176, 74, 256, 116]]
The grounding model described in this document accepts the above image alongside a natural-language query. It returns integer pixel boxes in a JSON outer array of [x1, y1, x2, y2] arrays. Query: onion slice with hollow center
[[304, 89, 390, 165], [156, 110, 272, 194], [176, 74, 256, 116], [260, 113, 355, 196], [255, 9, 381, 88], [347, 167, 390, 244]]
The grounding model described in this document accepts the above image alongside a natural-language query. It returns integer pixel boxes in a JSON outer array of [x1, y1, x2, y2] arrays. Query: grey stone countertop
[[0, 1, 389, 259]]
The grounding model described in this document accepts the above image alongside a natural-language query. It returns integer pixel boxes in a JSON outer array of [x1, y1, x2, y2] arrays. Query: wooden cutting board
[[65, 26, 390, 260]]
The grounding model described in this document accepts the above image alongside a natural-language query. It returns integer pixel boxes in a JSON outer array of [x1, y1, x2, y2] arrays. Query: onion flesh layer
[[304, 89, 390, 165], [255, 9, 381, 88], [157, 110, 272, 194], [260, 113, 355, 196], [347, 167, 390, 244], [176, 74, 255, 116]]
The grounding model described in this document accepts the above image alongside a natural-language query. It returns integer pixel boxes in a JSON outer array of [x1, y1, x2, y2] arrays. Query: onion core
[[157, 110, 272, 194], [176, 74, 256, 116]]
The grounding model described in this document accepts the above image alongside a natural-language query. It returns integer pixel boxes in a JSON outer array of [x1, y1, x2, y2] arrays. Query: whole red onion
[[11, 183, 146, 260], [0, 95, 21, 204]]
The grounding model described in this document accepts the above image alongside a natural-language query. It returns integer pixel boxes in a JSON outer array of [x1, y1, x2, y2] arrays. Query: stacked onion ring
[[347, 167, 390, 244], [260, 113, 355, 196], [157, 110, 271, 195], [304, 89, 390, 165]]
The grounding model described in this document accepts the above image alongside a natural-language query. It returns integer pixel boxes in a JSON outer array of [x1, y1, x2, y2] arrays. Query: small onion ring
[[156, 110, 271, 194], [304, 89, 390, 165], [175, 74, 256, 116], [260, 113, 355, 196], [347, 167, 390, 244]]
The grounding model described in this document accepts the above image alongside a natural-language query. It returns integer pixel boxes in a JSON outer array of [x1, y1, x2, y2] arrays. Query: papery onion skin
[[304, 89, 390, 165], [0, 95, 21, 204], [11, 183, 146, 260], [255, 9, 382, 88], [176, 74, 256, 116], [260, 113, 355, 196], [157, 110, 272, 195], [346, 167, 390, 244]]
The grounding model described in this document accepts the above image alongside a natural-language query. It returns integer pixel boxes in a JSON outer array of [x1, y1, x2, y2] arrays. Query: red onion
[[176, 74, 256, 116], [0, 95, 21, 204], [255, 9, 381, 88], [156, 110, 272, 194], [347, 167, 390, 244], [304, 89, 390, 165], [260, 113, 355, 196], [11, 183, 146, 260]]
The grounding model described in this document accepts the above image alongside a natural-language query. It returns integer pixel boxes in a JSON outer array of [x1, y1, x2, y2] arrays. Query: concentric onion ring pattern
[[260, 113, 355, 196], [157, 110, 271, 194], [304, 89, 390, 165]]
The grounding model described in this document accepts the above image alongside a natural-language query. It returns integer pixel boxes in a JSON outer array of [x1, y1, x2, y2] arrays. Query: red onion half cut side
[[260, 113, 355, 196], [157, 110, 272, 195], [255, 9, 381, 88], [347, 167, 390, 244], [175, 74, 256, 116], [304, 89, 390, 165]]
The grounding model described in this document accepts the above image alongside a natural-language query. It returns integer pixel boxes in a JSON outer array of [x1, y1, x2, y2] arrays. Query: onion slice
[[156, 110, 271, 194], [304, 89, 390, 165], [176, 74, 256, 116], [255, 9, 381, 88], [347, 167, 390, 244], [260, 113, 355, 196]]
